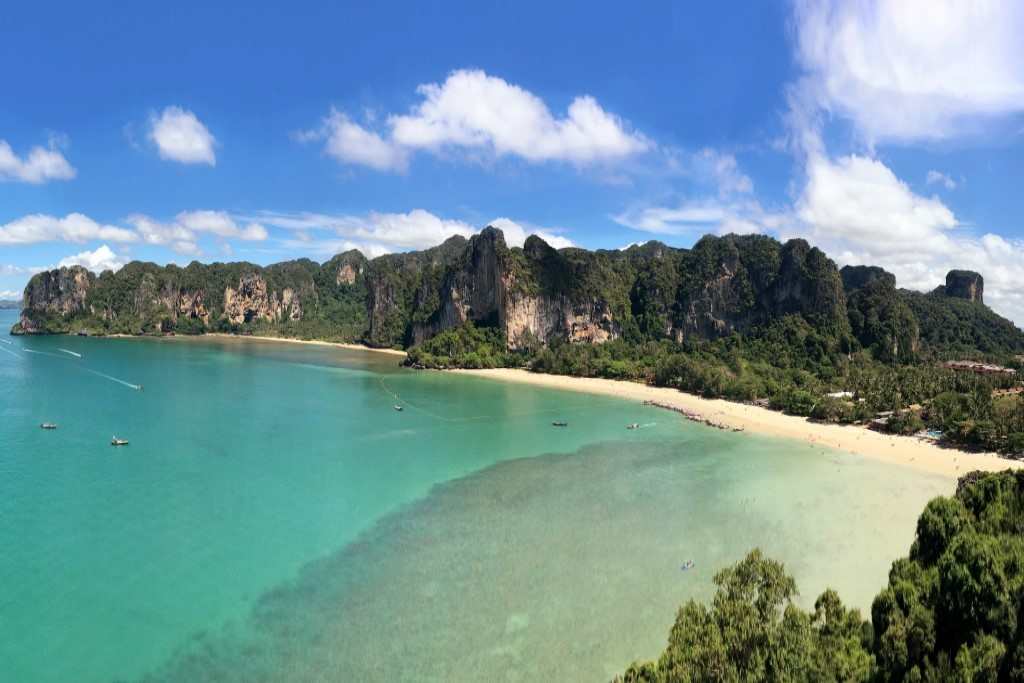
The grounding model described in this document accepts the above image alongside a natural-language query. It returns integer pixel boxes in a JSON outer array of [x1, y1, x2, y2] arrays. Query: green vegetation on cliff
[[616, 469, 1024, 683]]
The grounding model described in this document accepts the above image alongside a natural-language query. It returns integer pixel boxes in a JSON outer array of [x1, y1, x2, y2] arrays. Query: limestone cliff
[[15, 266, 94, 334], [223, 274, 303, 325], [673, 235, 850, 341], [11, 229, 1023, 361], [943, 270, 984, 304]]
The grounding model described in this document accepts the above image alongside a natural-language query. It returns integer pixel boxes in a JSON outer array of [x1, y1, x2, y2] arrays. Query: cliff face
[[842, 265, 920, 363], [673, 235, 850, 341], [223, 274, 303, 325], [404, 228, 622, 349], [16, 266, 95, 333], [944, 270, 984, 304], [11, 229, 1023, 360]]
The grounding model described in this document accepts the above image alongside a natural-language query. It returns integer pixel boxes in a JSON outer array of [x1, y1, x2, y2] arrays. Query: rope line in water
[[378, 377, 486, 422]]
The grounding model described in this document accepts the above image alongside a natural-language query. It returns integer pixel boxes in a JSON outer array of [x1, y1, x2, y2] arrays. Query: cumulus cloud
[[148, 106, 217, 165], [126, 210, 266, 255], [0, 137, 76, 183], [176, 210, 268, 240], [926, 170, 957, 190], [690, 148, 753, 196], [487, 218, 574, 249], [262, 209, 473, 257], [0, 289, 21, 299], [792, 0, 1024, 145], [301, 69, 649, 172], [785, 152, 1024, 324], [304, 110, 409, 172], [58, 245, 125, 273], [0, 213, 137, 245], [255, 209, 570, 256], [796, 154, 957, 251], [612, 199, 783, 237]]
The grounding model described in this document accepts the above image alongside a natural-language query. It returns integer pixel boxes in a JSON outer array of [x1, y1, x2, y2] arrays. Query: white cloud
[[305, 110, 408, 172], [148, 106, 217, 165], [0, 264, 44, 276], [926, 170, 957, 190], [256, 209, 571, 256], [126, 214, 198, 254], [0, 138, 76, 183], [612, 198, 782, 237], [303, 69, 649, 172], [176, 210, 268, 240], [0, 213, 137, 245], [691, 148, 753, 195], [487, 218, 574, 249], [0, 289, 21, 300], [790, 153, 1024, 325], [792, 0, 1024, 145], [58, 245, 125, 273], [126, 210, 265, 255], [796, 154, 957, 251], [266, 209, 475, 256]]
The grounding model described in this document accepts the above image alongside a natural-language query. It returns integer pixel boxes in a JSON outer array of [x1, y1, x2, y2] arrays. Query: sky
[[2, 1, 1024, 323]]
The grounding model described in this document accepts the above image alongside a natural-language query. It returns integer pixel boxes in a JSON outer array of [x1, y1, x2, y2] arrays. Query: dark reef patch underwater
[[139, 437, 948, 682]]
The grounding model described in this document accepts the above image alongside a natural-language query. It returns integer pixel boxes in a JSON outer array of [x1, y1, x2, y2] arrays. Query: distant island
[[11, 227, 1024, 457], [0, 299, 20, 310]]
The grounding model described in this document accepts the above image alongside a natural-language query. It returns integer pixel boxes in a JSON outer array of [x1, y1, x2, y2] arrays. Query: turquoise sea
[[0, 308, 954, 681]]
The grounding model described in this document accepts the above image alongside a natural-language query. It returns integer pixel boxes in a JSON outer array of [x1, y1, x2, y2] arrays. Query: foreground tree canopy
[[615, 470, 1024, 682]]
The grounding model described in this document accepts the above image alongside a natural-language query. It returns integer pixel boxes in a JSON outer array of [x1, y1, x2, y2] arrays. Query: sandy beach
[[453, 368, 1021, 478], [205, 333, 409, 357], [128, 332, 409, 357]]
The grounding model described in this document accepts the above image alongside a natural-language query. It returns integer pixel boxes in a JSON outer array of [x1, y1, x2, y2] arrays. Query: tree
[[614, 550, 871, 682]]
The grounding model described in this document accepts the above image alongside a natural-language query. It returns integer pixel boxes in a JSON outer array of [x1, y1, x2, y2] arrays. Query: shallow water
[[0, 310, 952, 682]]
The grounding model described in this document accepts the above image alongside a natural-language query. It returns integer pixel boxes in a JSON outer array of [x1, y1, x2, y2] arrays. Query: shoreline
[[44, 326, 1021, 478], [452, 368, 1021, 479], [106, 332, 409, 357]]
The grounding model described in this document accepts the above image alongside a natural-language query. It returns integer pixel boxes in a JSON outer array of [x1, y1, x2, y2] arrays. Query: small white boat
[[111, 436, 129, 446], [551, 421, 568, 427], [40, 422, 58, 430], [393, 405, 403, 411], [627, 423, 640, 430]]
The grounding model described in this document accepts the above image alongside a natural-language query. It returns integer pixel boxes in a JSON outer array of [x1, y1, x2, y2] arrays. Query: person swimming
[[681, 560, 695, 571]]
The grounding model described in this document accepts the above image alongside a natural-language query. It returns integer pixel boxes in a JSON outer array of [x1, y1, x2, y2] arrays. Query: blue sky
[[3, 1, 1024, 322]]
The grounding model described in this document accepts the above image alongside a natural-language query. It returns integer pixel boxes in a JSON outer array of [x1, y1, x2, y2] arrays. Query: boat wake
[[58, 348, 83, 358], [23, 348, 64, 358], [0, 338, 12, 345], [0, 345, 20, 358], [83, 368, 142, 391]]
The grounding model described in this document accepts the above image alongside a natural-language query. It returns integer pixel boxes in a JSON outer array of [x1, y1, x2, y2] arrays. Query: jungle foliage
[[615, 470, 1024, 683]]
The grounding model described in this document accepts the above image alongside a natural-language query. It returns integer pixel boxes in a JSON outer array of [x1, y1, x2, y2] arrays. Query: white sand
[[453, 368, 1021, 478], [191, 333, 409, 357]]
